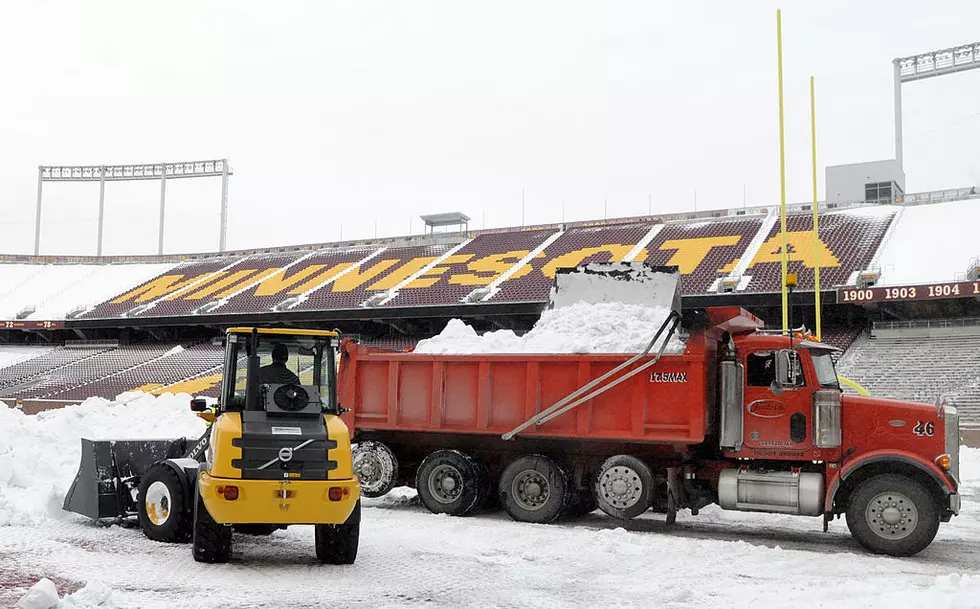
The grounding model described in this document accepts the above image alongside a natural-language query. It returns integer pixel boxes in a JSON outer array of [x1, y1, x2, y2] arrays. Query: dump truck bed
[[339, 335, 715, 445]]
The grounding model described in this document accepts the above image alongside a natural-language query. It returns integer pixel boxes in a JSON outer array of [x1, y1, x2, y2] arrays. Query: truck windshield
[[809, 350, 839, 389]]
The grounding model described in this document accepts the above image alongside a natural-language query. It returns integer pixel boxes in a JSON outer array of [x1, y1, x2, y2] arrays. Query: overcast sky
[[1, 1, 978, 256]]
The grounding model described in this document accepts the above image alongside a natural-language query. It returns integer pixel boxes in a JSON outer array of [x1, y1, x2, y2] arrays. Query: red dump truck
[[339, 266, 961, 557]]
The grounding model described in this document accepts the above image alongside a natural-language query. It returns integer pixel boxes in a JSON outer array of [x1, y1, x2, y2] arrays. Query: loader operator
[[259, 343, 301, 385]]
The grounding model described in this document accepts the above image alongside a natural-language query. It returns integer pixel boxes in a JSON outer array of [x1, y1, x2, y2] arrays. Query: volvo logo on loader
[[279, 447, 294, 463]]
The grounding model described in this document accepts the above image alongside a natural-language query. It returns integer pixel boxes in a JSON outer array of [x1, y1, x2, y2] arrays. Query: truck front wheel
[[845, 474, 941, 557], [315, 500, 360, 565]]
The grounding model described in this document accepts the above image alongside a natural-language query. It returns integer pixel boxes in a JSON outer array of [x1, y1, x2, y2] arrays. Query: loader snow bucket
[[63, 437, 189, 520], [550, 262, 682, 313]]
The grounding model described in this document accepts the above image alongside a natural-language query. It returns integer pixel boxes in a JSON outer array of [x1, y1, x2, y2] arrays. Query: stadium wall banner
[[0, 320, 64, 330], [837, 280, 980, 304]]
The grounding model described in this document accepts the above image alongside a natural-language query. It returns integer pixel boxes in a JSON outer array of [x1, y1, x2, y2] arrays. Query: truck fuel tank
[[718, 468, 824, 517]]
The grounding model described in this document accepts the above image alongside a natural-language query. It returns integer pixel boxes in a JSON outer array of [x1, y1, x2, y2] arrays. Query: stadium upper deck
[[0, 197, 976, 324]]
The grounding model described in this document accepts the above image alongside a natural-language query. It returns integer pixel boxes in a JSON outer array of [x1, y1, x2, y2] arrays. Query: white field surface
[[1, 394, 979, 608]]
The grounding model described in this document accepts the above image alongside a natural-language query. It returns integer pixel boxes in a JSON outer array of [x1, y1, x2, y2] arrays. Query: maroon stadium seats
[[743, 209, 896, 292]]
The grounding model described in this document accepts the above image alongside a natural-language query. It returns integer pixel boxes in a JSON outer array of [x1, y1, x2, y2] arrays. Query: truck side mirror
[[190, 398, 208, 412], [775, 350, 799, 387]]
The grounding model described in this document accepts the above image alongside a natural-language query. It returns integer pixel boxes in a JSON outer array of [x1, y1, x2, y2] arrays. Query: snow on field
[[0, 395, 978, 608], [415, 302, 685, 354], [876, 199, 980, 286]]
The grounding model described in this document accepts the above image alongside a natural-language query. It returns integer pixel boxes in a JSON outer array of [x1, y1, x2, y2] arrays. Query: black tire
[[192, 490, 232, 563], [845, 474, 940, 557], [498, 454, 569, 524], [415, 450, 484, 516], [594, 455, 655, 520], [352, 441, 399, 498], [137, 463, 191, 543], [315, 500, 360, 565]]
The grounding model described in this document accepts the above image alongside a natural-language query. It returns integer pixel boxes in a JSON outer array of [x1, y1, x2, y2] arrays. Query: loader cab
[[221, 328, 340, 415]]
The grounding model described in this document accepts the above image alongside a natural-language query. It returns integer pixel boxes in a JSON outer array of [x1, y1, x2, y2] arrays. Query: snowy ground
[[2, 396, 979, 608]]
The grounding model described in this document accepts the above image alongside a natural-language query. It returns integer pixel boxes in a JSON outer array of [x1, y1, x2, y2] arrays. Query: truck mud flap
[[63, 437, 188, 520]]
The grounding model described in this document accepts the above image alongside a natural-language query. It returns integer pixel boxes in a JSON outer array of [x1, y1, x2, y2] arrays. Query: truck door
[[741, 349, 812, 453]]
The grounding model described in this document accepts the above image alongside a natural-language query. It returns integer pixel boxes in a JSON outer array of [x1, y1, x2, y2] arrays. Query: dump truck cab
[[191, 327, 360, 563]]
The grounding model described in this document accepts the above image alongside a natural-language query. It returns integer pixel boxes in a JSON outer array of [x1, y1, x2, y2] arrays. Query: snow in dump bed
[[548, 262, 681, 311], [414, 301, 687, 354], [875, 199, 980, 286], [0, 392, 206, 527]]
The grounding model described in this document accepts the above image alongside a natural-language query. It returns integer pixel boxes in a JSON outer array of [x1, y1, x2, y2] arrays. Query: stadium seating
[[835, 333, 980, 425], [639, 217, 764, 294], [217, 246, 383, 314], [57, 342, 225, 400], [81, 256, 243, 319], [744, 208, 896, 292], [138, 252, 309, 318], [0, 345, 114, 394], [383, 229, 557, 307], [4, 343, 181, 400], [292, 243, 457, 311]]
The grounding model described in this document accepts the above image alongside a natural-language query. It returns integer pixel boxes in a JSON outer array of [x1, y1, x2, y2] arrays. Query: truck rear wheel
[[415, 450, 484, 516], [845, 474, 940, 557], [137, 463, 191, 543], [352, 441, 399, 498], [498, 454, 569, 524], [192, 491, 232, 563], [315, 500, 360, 564], [595, 455, 654, 520]]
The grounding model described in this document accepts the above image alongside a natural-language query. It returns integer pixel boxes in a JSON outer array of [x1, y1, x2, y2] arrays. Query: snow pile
[[0, 346, 53, 369], [415, 301, 686, 355], [0, 392, 206, 526], [17, 578, 113, 609]]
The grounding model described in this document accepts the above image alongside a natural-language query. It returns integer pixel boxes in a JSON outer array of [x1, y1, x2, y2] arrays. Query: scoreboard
[[838, 280, 980, 305]]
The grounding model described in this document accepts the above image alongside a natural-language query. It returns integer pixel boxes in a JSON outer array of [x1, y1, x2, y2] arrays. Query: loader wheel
[[416, 450, 484, 516], [595, 455, 654, 520], [499, 454, 569, 524], [137, 464, 191, 543], [352, 441, 399, 498], [845, 474, 940, 557], [315, 500, 360, 565], [192, 490, 232, 563]]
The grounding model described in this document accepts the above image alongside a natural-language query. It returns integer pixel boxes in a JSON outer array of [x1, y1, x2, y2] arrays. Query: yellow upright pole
[[810, 75, 822, 341], [777, 10, 789, 333]]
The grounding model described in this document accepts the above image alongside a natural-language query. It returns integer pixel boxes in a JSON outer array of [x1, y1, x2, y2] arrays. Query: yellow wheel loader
[[63, 328, 361, 564]]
